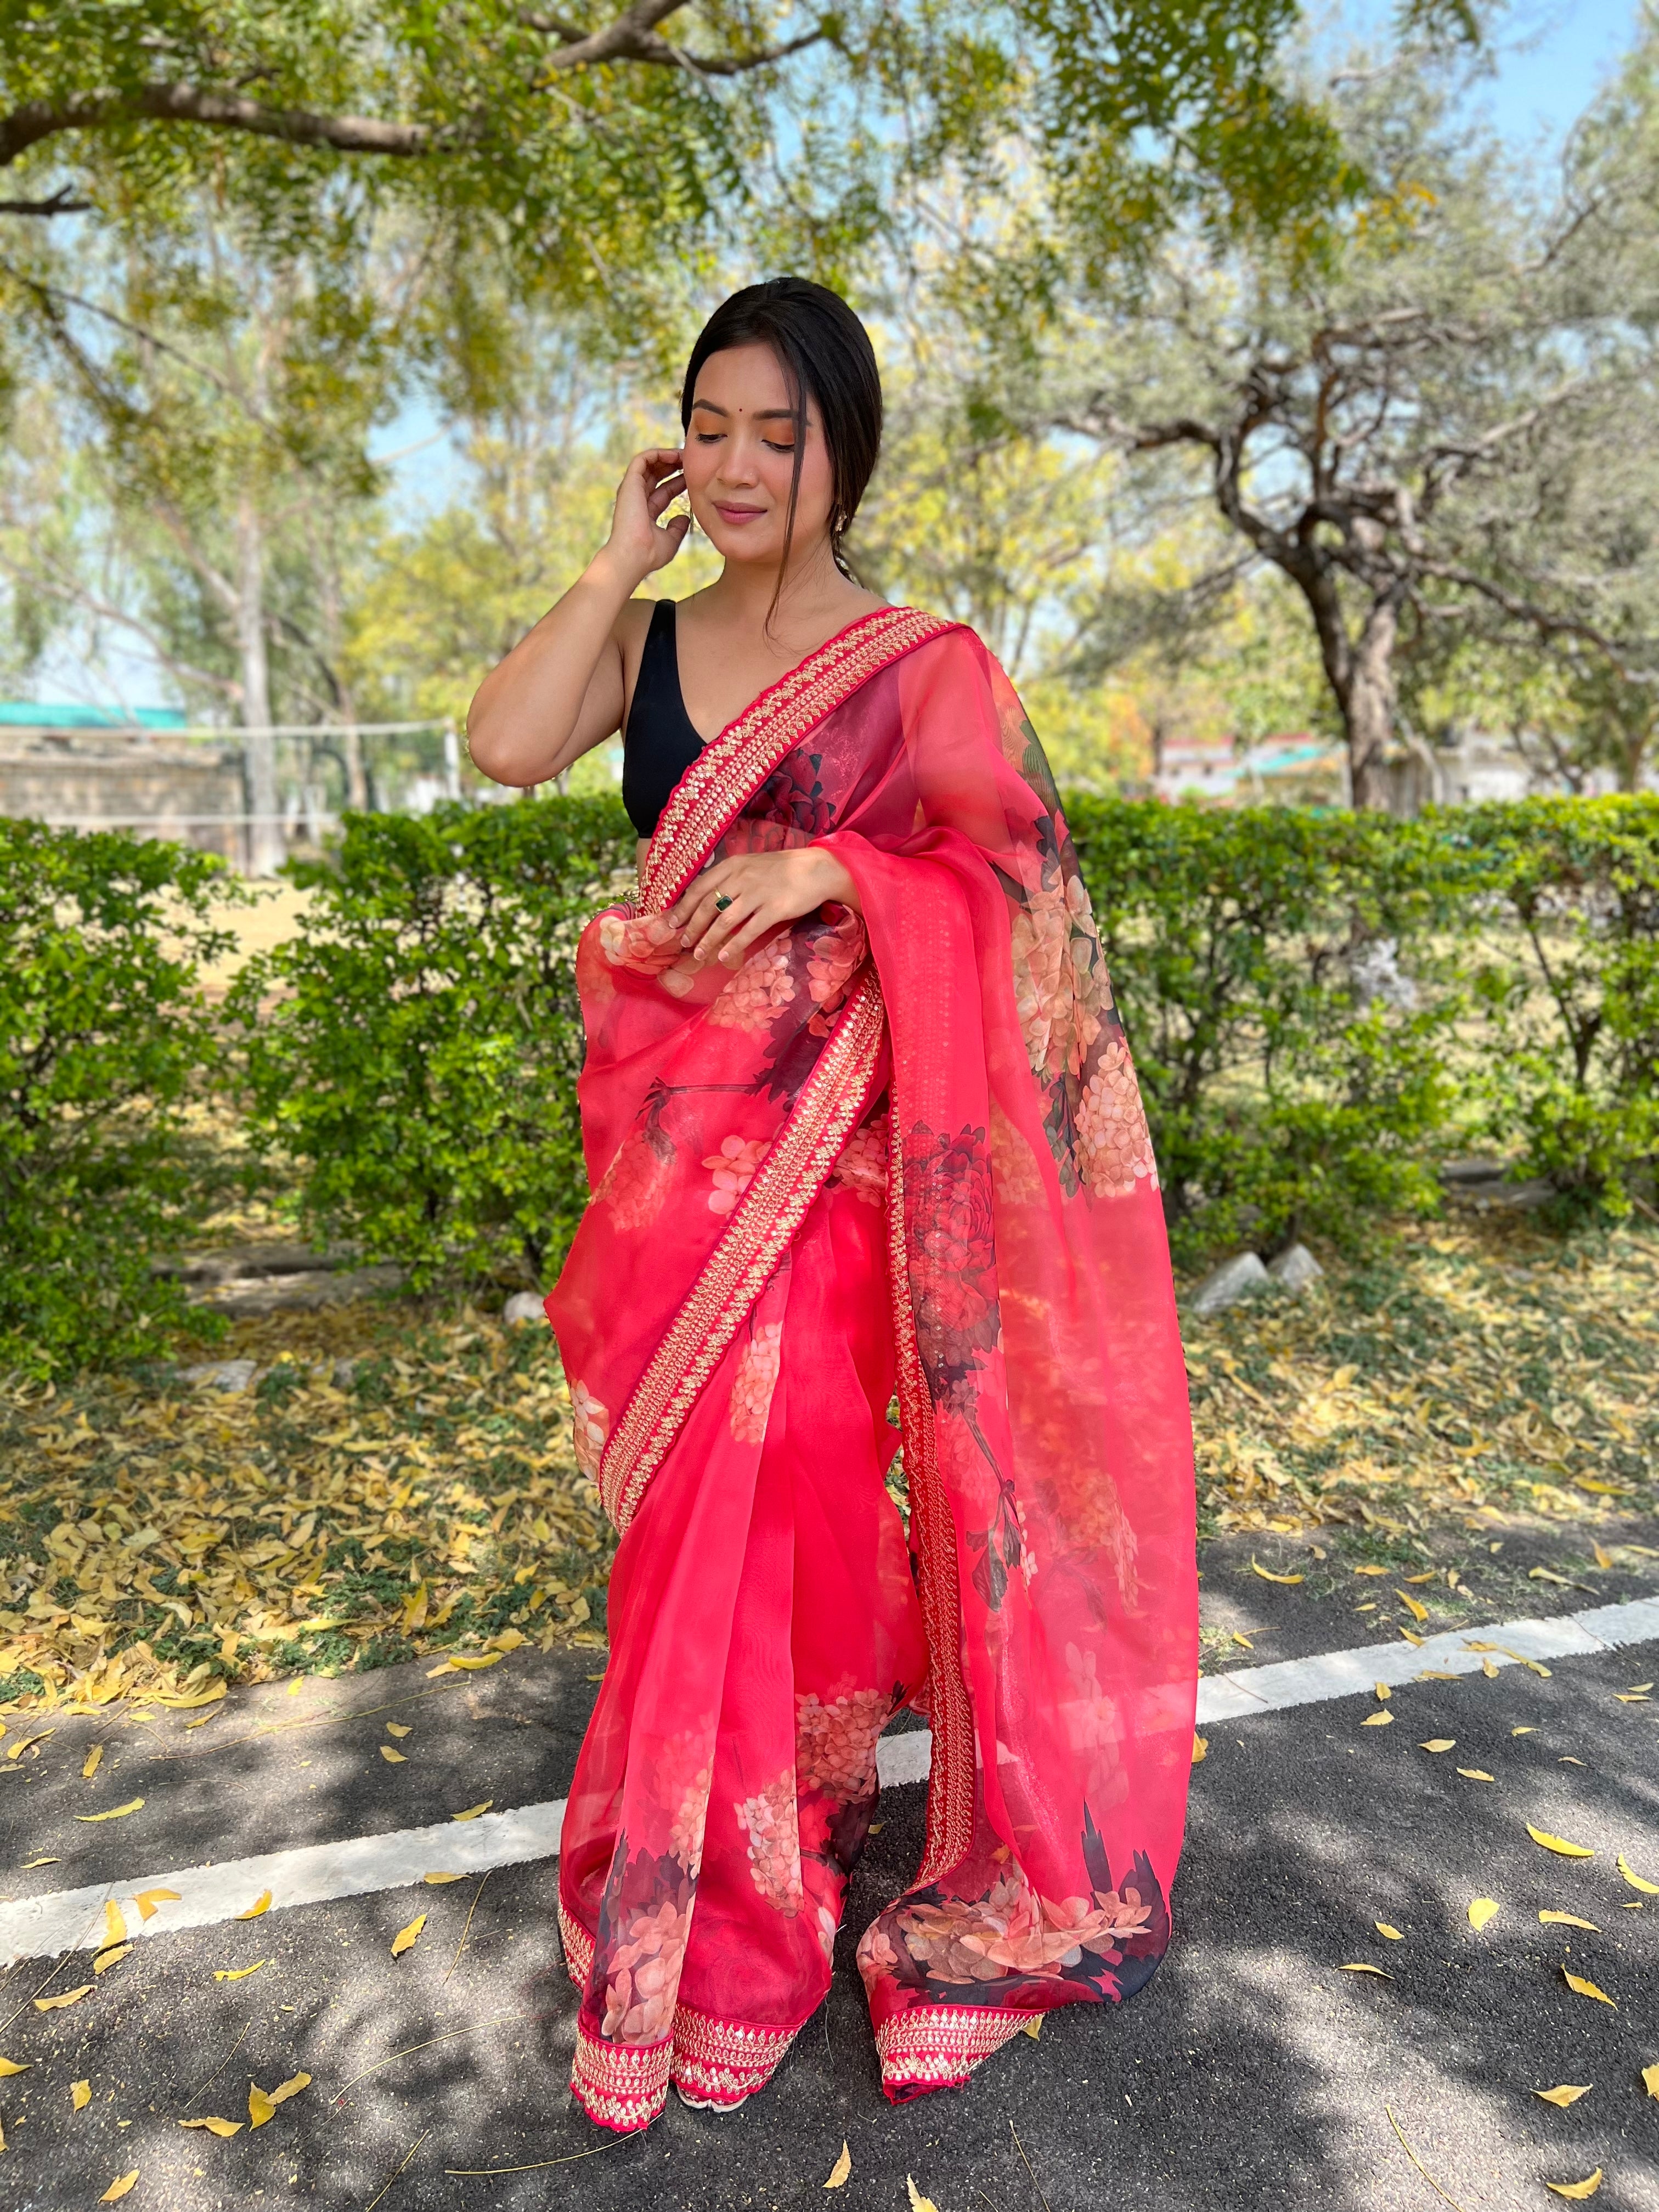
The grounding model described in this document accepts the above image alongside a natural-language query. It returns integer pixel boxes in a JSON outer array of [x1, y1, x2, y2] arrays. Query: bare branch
[[0, 185, 90, 217], [0, 87, 432, 169]]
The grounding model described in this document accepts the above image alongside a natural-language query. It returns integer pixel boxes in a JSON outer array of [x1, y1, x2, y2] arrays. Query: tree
[[1045, 57, 1659, 805]]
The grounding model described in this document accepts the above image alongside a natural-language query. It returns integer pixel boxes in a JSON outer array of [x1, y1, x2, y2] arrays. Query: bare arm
[[465, 447, 689, 788]]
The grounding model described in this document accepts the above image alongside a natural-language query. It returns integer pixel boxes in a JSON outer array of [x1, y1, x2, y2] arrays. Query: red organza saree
[[544, 607, 1197, 2131]]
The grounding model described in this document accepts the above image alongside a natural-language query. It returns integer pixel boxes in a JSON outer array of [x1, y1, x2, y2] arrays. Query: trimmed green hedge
[[229, 798, 636, 1293], [0, 822, 238, 1379], [4, 794, 1655, 1373]]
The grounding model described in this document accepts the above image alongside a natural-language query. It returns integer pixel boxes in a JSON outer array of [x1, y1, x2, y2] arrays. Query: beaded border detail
[[669, 2005, 798, 2108], [558, 1897, 595, 1989], [874, 2006, 1028, 2097], [639, 606, 956, 914], [571, 2020, 671, 2134], [597, 966, 886, 1534], [887, 1114, 975, 1882]]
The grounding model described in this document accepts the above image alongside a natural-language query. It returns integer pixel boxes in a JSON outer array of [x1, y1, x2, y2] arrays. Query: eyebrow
[[689, 399, 800, 422]]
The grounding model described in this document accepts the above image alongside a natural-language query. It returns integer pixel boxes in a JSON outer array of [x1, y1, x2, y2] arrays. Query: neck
[[703, 535, 855, 639]]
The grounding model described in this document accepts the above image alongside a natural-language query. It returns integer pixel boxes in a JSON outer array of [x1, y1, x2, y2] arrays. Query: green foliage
[[0, 823, 238, 1379], [1450, 798, 1659, 1215], [1065, 798, 1469, 1257], [230, 796, 636, 1291]]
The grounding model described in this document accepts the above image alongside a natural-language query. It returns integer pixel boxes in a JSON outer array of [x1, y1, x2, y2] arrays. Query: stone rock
[[1267, 1242, 1324, 1291], [333, 1358, 359, 1388], [181, 1358, 259, 1392], [1189, 1251, 1271, 1315], [502, 1291, 546, 1327]]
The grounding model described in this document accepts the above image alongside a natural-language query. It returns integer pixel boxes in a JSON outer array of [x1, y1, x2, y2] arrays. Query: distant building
[[1152, 731, 1346, 806], [0, 703, 247, 861]]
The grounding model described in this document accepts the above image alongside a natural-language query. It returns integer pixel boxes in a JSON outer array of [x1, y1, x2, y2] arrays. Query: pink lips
[[713, 503, 767, 525]]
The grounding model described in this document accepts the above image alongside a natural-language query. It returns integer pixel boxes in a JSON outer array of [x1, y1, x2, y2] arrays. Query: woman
[[466, 278, 1197, 2133]]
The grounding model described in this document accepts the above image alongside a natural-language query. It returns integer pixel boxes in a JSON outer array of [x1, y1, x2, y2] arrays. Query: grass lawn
[[0, 1211, 1653, 1719]]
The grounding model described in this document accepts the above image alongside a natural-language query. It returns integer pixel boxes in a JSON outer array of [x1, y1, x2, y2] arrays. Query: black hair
[[680, 278, 882, 590]]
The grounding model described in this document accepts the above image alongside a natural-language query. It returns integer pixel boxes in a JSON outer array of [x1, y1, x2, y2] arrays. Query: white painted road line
[[2, 1597, 1653, 1967], [0, 1799, 566, 1968]]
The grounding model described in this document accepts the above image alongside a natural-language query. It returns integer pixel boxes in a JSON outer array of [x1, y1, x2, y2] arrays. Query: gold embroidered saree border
[[639, 605, 955, 913], [887, 1114, 977, 1884], [874, 2005, 1028, 2095], [597, 967, 887, 1534], [571, 2019, 671, 2132]]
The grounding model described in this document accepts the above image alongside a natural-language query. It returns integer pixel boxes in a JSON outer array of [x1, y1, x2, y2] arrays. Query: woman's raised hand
[[601, 448, 691, 587], [668, 847, 862, 970]]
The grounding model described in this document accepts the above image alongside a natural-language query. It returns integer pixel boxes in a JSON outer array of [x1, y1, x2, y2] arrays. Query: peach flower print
[[707, 936, 796, 1031], [568, 1380, 609, 1480], [592, 1128, 674, 1232], [668, 1762, 712, 1877], [597, 909, 683, 976], [896, 1865, 1149, 1985], [601, 1895, 690, 2044], [795, 1685, 889, 1804], [729, 1321, 783, 1443], [703, 1134, 770, 1216], [804, 909, 866, 1030], [735, 1770, 804, 1915], [827, 1114, 888, 1206], [1075, 1035, 1158, 1197]]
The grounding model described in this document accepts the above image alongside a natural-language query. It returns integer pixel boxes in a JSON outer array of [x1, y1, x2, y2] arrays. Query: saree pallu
[[545, 607, 1198, 2130]]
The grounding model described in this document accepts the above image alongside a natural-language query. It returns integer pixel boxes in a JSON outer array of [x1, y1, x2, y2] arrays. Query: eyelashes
[[691, 433, 798, 455]]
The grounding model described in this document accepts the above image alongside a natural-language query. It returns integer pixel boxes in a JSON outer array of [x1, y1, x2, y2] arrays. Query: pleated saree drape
[[544, 607, 1198, 2131]]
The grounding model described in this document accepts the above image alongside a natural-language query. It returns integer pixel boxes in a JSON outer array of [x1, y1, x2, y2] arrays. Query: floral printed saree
[[544, 606, 1197, 2131]]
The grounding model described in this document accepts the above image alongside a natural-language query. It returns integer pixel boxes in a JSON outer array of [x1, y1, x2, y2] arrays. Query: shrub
[[1064, 799, 1470, 1259], [231, 797, 636, 1291], [0, 823, 237, 1378], [1449, 797, 1659, 1216]]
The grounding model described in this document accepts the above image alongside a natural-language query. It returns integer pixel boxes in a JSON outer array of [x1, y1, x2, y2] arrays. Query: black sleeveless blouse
[[622, 599, 706, 838]]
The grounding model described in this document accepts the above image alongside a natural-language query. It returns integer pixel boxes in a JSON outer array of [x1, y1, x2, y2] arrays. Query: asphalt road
[[1, 1557, 1656, 2212]]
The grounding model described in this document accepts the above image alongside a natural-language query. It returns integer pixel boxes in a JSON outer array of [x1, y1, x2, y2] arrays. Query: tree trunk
[[235, 499, 284, 874], [1342, 597, 1398, 811]]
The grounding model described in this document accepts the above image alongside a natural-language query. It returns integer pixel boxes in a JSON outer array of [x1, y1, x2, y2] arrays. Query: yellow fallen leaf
[[20, 1857, 58, 1869], [134, 1888, 179, 1920], [424, 1872, 465, 1884], [1616, 1854, 1658, 1895], [1375, 1923, 1404, 1940], [1353, 1564, 1387, 1576], [1530, 1827, 1594, 1858], [0, 2059, 30, 2076], [103, 1900, 126, 1948], [1615, 1693, 1650, 1704], [5, 1730, 54, 1760], [380, 1746, 407, 1764], [1374, 1682, 1391, 1700], [213, 1961, 266, 1982], [1022, 2013, 1042, 2038], [100, 2172, 138, 2202], [452, 1802, 493, 1821], [1626, 1683, 1654, 1695], [1513, 1725, 1536, 1735], [1361, 1712, 1394, 1727], [1562, 1970, 1616, 2007], [1468, 1898, 1502, 1929], [385, 1722, 411, 1739], [1545, 2172, 1602, 2200], [825, 2140, 852, 2188], [248, 2083, 276, 2129], [72, 2079, 92, 2110], [1541, 1912, 1599, 1931], [1535, 2084, 1592, 2108], [447, 1652, 505, 1672], [82, 1745, 104, 1780], [1592, 1544, 1614, 1568], [1403, 1571, 1437, 1583], [1642, 2062, 1659, 2099], [1420, 1740, 1455, 1752], [35, 1985, 92, 2010], [93, 1945, 131, 1974], [1398, 1628, 1424, 1647], [269, 2072, 311, 2106], [1396, 1590, 1429, 1621], [1338, 1963, 1393, 1976], [391, 1913, 427, 1957], [179, 2115, 241, 2137], [1250, 1558, 1303, 1584], [1191, 1734, 1207, 1764], [237, 1891, 272, 1921], [1231, 1631, 1253, 1648], [1458, 1768, 1495, 1782], [906, 2179, 940, 2212], [75, 1798, 143, 1824]]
